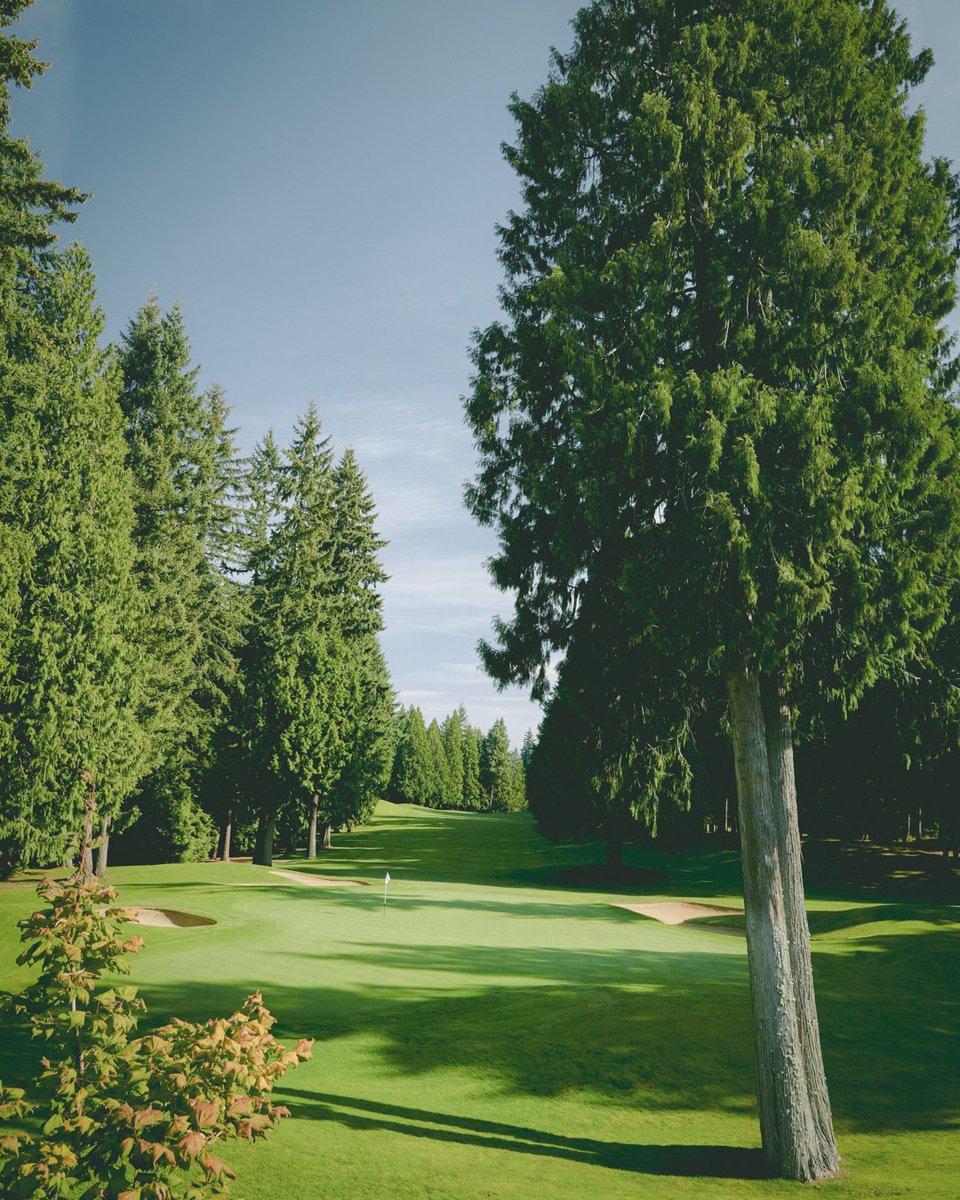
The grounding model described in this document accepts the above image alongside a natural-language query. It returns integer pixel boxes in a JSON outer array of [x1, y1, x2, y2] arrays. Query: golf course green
[[1, 802, 957, 1199]]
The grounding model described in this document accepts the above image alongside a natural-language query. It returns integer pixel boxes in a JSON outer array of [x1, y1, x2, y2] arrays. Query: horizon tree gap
[[465, 0, 960, 1180]]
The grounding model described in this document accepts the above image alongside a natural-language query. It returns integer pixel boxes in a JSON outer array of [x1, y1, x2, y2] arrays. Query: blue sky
[[10, 0, 960, 745]]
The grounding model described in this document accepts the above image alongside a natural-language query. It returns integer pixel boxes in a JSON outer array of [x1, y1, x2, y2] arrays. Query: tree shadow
[[276, 1087, 768, 1178]]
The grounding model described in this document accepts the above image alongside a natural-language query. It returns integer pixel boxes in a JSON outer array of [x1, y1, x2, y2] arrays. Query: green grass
[[1, 803, 958, 1198]]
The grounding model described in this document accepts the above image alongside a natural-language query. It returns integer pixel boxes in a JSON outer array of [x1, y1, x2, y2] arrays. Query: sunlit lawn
[[1, 802, 957, 1198]]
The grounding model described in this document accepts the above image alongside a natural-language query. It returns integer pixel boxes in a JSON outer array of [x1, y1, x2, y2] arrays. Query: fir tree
[[390, 707, 433, 807], [442, 709, 466, 809], [244, 408, 343, 865], [480, 720, 515, 812], [465, 0, 960, 1176], [425, 719, 450, 808], [461, 722, 483, 811], [0, 248, 146, 870]]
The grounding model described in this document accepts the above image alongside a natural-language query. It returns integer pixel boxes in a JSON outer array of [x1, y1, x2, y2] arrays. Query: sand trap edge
[[125, 907, 217, 928], [268, 869, 369, 888], [613, 900, 744, 927]]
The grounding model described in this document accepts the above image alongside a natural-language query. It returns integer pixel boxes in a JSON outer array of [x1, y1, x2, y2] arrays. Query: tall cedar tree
[[314, 449, 392, 849], [465, 0, 960, 1179], [479, 719, 515, 812], [0, 0, 84, 871], [245, 409, 345, 864], [425, 719, 450, 809], [461, 722, 483, 810], [117, 299, 238, 864], [442, 709, 466, 808], [0, 248, 145, 871], [390, 707, 433, 807]]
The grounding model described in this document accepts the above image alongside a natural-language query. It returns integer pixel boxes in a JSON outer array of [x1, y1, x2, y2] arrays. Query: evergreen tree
[[115, 299, 240, 865], [425, 719, 450, 808], [461, 722, 483, 811], [442, 709, 465, 809], [244, 408, 343, 865], [0, 248, 146, 870], [390, 707, 433, 807], [465, 0, 960, 1177], [0, 0, 83, 275], [479, 720, 515, 812], [314, 448, 392, 847], [520, 730, 536, 771], [0, 0, 87, 872]]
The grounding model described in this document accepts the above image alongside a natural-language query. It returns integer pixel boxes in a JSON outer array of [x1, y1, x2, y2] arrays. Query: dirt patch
[[268, 869, 367, 888], [614, 900, 743, 926], [125, 908, 217, 928]]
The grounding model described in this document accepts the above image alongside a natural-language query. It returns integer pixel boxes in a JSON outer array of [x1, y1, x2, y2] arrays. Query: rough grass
[[1, 803, 957, 1199]]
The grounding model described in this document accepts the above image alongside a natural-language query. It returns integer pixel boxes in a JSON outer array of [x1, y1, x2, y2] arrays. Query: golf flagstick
[[383, 871, 390, 914]]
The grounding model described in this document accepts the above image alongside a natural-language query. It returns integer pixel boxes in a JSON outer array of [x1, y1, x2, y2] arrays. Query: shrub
[[0, 875, 311, 1198]]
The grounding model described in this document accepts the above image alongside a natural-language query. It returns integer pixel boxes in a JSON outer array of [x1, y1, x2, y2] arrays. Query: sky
[[10, 0, 960, 746]]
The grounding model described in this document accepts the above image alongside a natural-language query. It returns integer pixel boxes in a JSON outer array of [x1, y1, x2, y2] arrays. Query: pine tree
[[425, 719, 450, 808], [115, 299, 237, 865], [244, 408, 343, 865], [0, 247, 146, 870], [390, 707, 433, 807], [461, 722, 483, 811], [480, 720, 514, 812], [442, 709, 465, 809], [465, 0, 960, 1177], [0, 0, 88, 872]]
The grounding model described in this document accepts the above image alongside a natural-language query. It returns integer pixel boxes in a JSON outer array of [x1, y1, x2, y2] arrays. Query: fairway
[[1, 802, 957, 1199]]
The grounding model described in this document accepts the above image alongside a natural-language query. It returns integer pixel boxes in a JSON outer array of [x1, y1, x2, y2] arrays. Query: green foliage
[[0, 0, 83, 277], [241, 414, 393, 855], [466, 0, 960, 747], [0, 247, 146, 871], [389, 708, 433, 807], [479, 720, 516, 812], [116, 299, 242, 866], [0, 873, 310, 1198]]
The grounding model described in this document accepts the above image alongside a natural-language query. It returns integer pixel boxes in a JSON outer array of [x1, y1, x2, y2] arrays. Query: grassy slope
[[0, 803, 957, 1199]]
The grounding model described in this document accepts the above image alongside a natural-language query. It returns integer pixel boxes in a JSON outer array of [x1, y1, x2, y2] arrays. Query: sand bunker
[[614, 900, 743, 926], [268, 869, 366, 888], [125, 907, 217, 928]]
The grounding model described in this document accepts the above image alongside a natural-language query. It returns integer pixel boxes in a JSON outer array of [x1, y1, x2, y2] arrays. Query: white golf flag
[[385, 872, 391, 885]]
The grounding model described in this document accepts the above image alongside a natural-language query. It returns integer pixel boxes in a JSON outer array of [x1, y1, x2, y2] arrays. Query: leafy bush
[[0, 876, 311, 1198]]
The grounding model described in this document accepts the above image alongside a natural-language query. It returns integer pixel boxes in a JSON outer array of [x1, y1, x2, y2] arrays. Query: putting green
[[1, 802, 957, 1198]]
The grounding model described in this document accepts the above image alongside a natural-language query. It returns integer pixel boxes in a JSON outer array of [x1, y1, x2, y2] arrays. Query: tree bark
[[761, 677, 839, 1176], [95, 814, 111, 877], [322, 822, 332, 851], [222, 808, 232, 863], [80, 807, 95, 880], [728, 660, 836, 1181], [253, 812, 275, 867], [307, 796, 319, 859]]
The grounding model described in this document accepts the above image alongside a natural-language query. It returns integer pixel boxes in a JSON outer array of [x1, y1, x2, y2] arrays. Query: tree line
[[389, 707, 529, 813]]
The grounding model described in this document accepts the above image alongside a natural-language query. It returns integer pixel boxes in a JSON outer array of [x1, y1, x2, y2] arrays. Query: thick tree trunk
[[727, 660, 837, 1181], [761, 677, 839, 1175], [95, 814, 111, 877], [253, 812, 275, 867], [307, 796, 319, 859], [322, 822, 332, 850]]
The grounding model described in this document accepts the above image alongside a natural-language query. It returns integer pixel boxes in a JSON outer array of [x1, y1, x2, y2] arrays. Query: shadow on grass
[[277, 1087, 768, 1178]]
